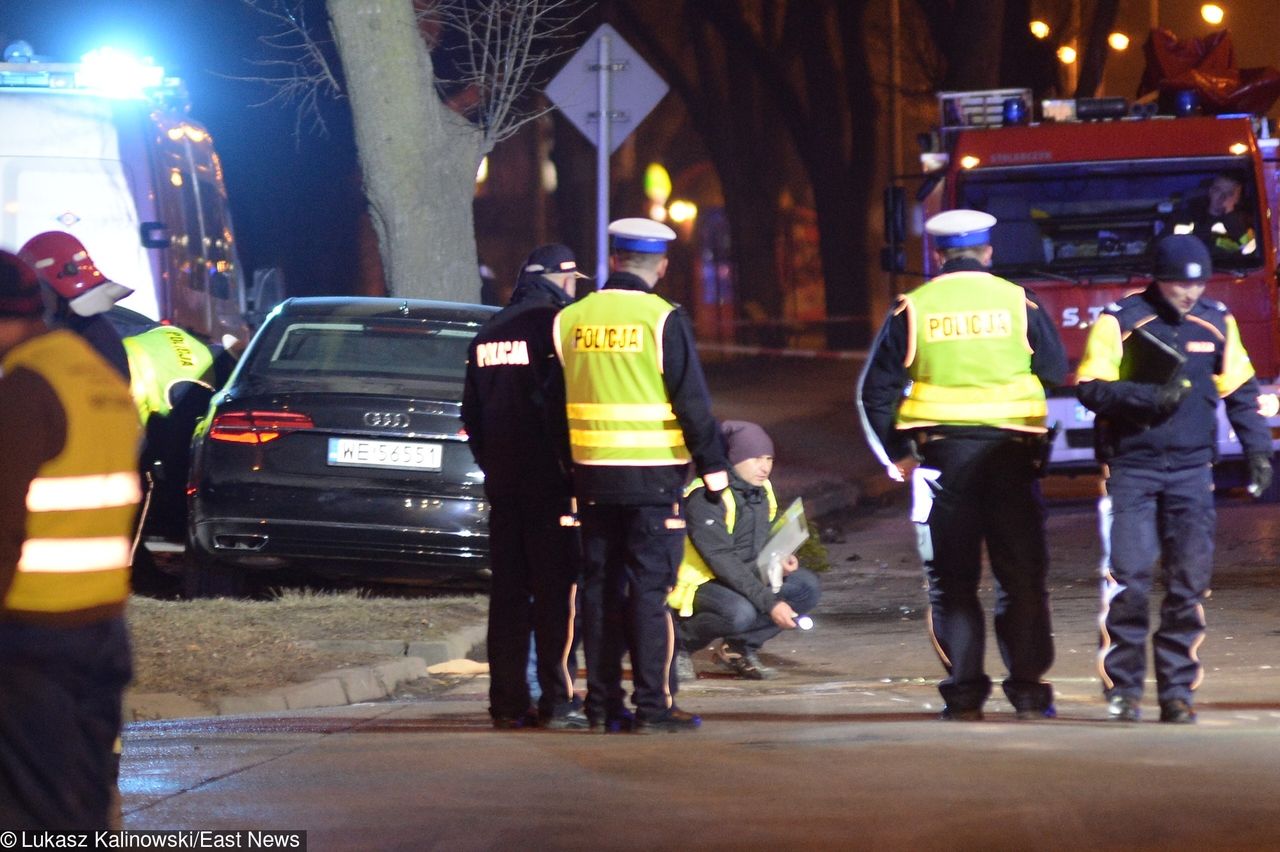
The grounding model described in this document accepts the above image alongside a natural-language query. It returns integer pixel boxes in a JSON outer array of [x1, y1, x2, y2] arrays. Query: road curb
[[125, 623, 488, 721]]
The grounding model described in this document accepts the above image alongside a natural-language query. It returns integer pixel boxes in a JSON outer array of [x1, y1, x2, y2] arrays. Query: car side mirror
[[140, 221, 172, 249]]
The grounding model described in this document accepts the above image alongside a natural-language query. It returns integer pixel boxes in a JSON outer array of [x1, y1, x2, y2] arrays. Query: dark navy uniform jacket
[[567, 272, 727, 506], [462, 278, 573, 502], [1077, 285, 1270, 468]]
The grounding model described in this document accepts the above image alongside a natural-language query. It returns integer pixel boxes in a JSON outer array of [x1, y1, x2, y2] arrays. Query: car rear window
[[248, 318, 477, 383]]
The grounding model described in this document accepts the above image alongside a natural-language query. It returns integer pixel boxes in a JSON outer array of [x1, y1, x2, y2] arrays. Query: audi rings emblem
[[364, 411, 411, 428]]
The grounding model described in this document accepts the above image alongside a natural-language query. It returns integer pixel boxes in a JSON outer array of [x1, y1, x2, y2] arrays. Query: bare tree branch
[[236, 0, 343, 137], [426, 0, 588, 146]]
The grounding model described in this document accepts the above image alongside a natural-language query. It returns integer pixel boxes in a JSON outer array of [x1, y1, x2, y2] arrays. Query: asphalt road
[[119, 484, 1280, 849]]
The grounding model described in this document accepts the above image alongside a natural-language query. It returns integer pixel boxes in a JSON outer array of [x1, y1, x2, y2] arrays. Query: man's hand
[[781, 554, 799, 576], [1153, 377, 1192, 416], [702, 469, 729, 503], [889, 455, 919, 482], [770, 600, 798, 629], [1247, 452, 1273, 497]]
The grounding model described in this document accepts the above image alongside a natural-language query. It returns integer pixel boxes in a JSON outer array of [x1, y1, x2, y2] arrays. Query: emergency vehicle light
[[76, 48, 164, 98]]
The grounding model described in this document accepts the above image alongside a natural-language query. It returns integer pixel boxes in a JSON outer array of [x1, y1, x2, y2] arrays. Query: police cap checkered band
[[0, 250, 44, 317]]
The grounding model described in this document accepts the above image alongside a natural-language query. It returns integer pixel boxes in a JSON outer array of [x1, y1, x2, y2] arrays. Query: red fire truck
[[890, 88, 1280, 474]]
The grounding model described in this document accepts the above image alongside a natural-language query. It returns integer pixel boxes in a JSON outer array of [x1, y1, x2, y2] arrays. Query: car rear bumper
[[190, 484, 488, 571]]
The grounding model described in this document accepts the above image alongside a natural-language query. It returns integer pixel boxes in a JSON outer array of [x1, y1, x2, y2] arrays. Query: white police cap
[[608, 217, 677, 253], [925, 209, 997, 249]]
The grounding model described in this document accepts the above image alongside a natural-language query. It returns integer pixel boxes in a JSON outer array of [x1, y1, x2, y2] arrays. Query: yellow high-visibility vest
[[122, 325, 215, 423], [554, 289, 690, 465], [668, 478, 777, 616], [894, 270, 1048, 432], [3, 330, 141, 616]]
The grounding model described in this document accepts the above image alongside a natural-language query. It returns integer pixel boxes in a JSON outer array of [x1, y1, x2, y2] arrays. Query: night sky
[[1, 0, 361, 295]]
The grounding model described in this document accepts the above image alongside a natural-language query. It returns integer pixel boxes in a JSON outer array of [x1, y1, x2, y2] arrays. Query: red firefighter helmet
[[18, 231, 133, 317]]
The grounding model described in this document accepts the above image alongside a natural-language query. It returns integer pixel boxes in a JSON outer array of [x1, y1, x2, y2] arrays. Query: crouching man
[[670, 421, 820, 680]]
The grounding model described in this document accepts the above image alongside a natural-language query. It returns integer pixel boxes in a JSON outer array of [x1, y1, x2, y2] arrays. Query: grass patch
[[127, 589, 487, 704]]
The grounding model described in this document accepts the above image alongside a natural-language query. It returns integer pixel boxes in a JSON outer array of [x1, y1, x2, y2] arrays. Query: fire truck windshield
[[957, 159, 1262, 278]]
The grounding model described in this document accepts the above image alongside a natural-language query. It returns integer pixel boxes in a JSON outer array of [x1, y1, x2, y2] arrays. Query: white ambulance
[[0, 41, 252, 346]]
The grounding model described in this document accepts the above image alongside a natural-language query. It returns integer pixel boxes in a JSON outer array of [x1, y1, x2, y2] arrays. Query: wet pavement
[[120, 479, 1280, 849]]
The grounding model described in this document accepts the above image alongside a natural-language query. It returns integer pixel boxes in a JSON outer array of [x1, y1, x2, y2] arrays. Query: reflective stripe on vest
[[556, 290, 690, 465], [668, 479, 777, 616], [895, 271, 1048, 431], [3, 330, 141, 614]]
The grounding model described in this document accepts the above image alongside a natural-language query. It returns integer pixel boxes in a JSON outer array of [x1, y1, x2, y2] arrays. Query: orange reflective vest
[[3, 330, 141, 618]]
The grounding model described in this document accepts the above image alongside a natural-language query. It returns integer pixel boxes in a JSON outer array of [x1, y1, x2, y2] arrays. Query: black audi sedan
[[185, 297, 498, 596]]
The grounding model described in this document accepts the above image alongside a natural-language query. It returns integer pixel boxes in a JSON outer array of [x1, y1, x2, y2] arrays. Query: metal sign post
[[546, 24, 669, 284], [595, 34, 612, 283]]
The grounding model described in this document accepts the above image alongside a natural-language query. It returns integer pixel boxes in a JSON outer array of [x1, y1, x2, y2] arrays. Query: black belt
[[914, 428, 1043, 446]]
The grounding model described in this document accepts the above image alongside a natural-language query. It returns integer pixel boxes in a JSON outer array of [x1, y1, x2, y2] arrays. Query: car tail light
[[209, 410, 315, 444]]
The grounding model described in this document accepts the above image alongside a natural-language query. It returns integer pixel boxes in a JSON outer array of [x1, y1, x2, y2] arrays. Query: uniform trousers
[[0, 617, 131, 830], [1099, 463, 1215, 704], [579, 502, 685, 721], [914, 432, 1054, 712], [679, 568, 822, 653], [486, 499, 580, 719]]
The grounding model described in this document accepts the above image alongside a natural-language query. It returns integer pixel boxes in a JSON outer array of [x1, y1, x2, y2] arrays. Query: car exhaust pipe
[[214, 534, 269, 552]]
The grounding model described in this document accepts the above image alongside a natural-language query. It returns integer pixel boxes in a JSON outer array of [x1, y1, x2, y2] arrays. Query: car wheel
[[182, 548, 246, 599]]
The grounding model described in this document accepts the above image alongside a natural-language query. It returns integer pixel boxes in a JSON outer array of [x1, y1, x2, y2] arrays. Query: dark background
[[1, 0, 362, 296]]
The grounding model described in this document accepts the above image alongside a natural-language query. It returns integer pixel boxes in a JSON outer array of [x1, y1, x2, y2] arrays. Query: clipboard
[[1119, 326, 1185, 384], [756, 498, 809, 591]]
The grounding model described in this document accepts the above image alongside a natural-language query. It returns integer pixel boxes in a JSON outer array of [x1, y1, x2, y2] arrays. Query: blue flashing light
[[76, 47, 165, 98], [3, 41, 34, 63], [1002, 96, 1029, 126], [1174, 89, 1200, 117]]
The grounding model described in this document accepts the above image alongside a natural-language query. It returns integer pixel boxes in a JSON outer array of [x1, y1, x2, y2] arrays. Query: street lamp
[[1108, 32, 1130, 51], [1030, 20, 1050, 39], [1057, 45, 1078, 64], [668, 200, 697, 225], [1201, 4, 1225, 25]]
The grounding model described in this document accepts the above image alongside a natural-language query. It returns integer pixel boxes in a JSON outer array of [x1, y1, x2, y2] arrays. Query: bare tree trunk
[[327, 0, 483, 301], [1075, 0, 1121, 97]]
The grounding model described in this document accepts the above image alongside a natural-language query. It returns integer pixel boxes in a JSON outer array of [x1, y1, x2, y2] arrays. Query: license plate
[[327, 438, 442, 471]]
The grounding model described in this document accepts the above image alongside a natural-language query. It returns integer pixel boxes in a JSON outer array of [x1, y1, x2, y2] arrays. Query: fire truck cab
[[894, 88, 1280, 472], [0, 43, 252, 347]]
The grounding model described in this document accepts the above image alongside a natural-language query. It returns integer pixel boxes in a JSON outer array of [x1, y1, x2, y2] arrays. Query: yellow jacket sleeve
[[1215, 314, 1257, 398], [1076, 313, 1123, 382]]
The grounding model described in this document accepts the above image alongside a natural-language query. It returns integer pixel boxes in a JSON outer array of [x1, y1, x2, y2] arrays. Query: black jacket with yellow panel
[[1076, 285, 1270, 468]]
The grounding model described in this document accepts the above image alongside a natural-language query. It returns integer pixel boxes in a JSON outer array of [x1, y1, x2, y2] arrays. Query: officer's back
[[463, 247, 582, 502]]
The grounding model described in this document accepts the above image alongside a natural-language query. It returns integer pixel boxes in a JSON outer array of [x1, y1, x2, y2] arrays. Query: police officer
[[123, 325, 219, 562], [0, 251, 142, 829], [553, 218, 729, 733], [857, 209, 1068, 721], [19, 231, 133, 380], [1077, 234, 1272, 724], [462, 244, 590, 730]]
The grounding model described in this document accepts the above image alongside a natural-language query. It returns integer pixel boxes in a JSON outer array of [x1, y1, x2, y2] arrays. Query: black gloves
[[1247, 452, 1273, 498], [1153, 377, 1192, 417]]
